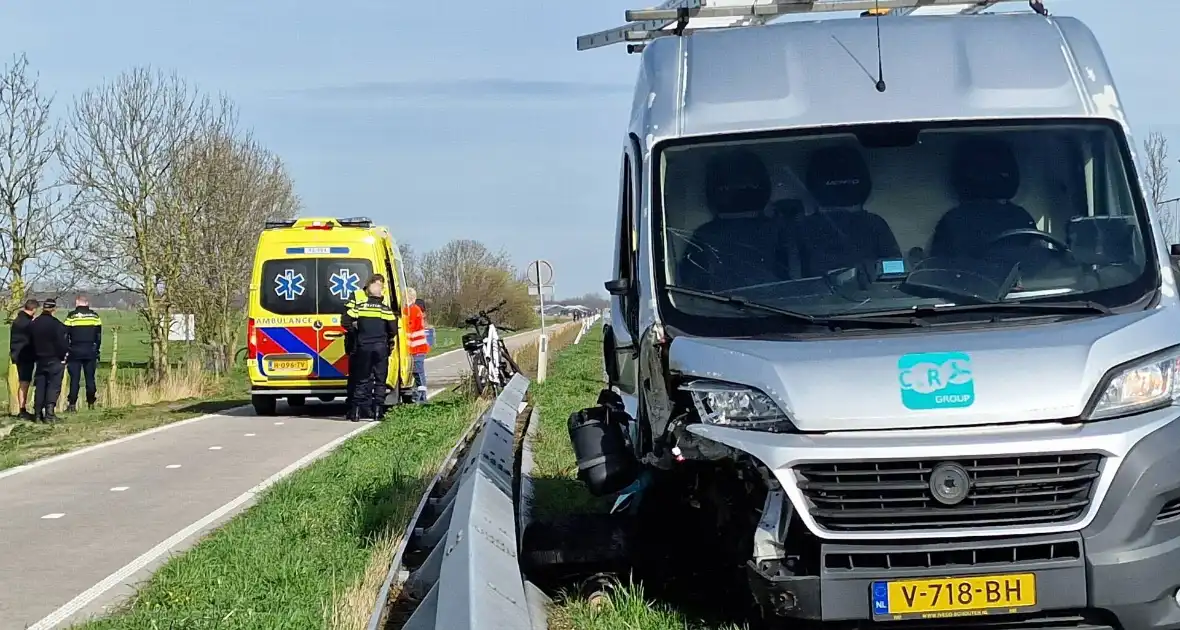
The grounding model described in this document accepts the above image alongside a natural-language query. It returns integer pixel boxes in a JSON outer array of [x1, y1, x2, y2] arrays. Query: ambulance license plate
[[267, 358, 311, 374], [871, 573, 1036, 620]]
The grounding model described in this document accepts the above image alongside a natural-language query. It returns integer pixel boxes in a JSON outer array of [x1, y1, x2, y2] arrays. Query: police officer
[[342, 287, 366, 409], [28, 298, 68, 422], [342, 275, 397, 422], [64, 295, 102, 412]]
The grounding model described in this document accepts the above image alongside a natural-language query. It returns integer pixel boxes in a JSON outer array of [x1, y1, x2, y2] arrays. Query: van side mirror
[[604, 278, 630, 296]]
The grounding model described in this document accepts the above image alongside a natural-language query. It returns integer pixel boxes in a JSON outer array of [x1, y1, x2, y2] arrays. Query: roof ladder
[[577, 0, 1051, 53]]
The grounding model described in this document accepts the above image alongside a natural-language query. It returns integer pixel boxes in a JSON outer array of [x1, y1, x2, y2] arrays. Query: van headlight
[[679, 379, 797, 432], [1088, 348, 1180, 421]]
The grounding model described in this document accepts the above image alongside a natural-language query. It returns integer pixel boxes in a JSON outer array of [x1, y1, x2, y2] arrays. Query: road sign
[[528, 285, 554, 297], [526, 259, 554, 287]]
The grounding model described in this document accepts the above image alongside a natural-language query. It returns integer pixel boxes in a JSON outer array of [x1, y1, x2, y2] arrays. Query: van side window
[[619, 153, 639, 335]]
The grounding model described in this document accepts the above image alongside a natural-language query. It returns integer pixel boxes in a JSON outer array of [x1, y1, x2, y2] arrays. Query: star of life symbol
[[274, 269, 306, 301], [329, 268, 360, 301]]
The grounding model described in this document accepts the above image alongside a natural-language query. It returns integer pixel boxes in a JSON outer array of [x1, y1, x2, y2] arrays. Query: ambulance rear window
[[260, 258, 374, 315]]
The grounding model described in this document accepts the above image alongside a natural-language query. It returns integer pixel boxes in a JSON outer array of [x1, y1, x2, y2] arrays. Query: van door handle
[[324, 331, 344, 340]]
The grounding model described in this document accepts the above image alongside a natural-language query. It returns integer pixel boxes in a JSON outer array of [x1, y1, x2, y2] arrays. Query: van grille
[[795, 454, 1103, 532]]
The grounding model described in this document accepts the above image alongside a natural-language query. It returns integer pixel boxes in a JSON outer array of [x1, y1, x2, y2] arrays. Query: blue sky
[[2, 0, 1178, 297]]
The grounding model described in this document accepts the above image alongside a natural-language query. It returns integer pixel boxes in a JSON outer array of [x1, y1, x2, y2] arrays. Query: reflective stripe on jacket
[[406, 304, 429, 355], [343, 297, 397, 349], [64, 307, 103, 360]]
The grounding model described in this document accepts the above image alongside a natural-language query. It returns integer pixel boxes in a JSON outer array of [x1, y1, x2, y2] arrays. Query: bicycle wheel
[[499, 340, 520, 375], [472, 361, 490, 397]]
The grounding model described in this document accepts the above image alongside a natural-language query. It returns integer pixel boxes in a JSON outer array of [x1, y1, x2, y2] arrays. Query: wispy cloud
[[285, 78, 633, 102]]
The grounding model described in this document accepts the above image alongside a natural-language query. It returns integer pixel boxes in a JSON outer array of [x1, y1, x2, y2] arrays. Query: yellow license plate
[[871, 573, 1036, 620], [267, 359, 310, 373]]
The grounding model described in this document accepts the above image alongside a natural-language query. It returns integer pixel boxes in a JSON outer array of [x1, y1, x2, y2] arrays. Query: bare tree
[[0, 54, 78, 318], [1143, 131, 1175, 243], [419, 239, 536, 328], [59, 67, 209, 379], [398, 241, 424, 292], [167, 111, 300, 372]]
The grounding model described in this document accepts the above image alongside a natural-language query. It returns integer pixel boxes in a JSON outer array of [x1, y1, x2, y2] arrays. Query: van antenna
[[873, 0, 886, 92]]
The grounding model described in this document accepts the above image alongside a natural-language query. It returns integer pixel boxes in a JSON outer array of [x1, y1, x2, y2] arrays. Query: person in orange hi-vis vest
[[405, 287, 430, 403]]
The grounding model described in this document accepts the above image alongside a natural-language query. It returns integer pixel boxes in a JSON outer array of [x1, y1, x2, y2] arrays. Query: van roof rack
[[577, 0, 1048, 53]]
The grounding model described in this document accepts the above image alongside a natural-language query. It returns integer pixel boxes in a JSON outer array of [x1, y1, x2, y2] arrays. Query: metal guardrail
[[368, 373, 548, 630]]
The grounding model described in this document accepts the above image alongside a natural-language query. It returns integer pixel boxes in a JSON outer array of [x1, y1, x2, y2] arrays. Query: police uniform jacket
[[343, 296, 397, 351], [29, 313, 69, 362], [9, 310, 34, 364], [64, 307, 103, 360]]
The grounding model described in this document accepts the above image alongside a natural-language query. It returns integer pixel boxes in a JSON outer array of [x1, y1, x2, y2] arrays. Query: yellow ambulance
[[246, 216, 414, 415]]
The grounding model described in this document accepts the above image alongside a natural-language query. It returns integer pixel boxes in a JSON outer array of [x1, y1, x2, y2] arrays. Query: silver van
[[570, 5, 1180, 628]]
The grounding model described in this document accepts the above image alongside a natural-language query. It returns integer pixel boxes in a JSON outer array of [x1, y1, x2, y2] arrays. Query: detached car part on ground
[[567, 9, 1180, 630]]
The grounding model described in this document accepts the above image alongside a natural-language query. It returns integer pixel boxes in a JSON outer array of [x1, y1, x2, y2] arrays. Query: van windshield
[[260, 258, 373, 315], [656, 121, 1156, 332]]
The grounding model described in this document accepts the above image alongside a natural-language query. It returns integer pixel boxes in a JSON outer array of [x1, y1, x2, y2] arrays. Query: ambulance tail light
[[247, 318, 258, 360]]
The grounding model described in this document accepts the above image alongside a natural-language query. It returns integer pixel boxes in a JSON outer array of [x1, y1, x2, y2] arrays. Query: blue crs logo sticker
[[898, 352, 974, 410]]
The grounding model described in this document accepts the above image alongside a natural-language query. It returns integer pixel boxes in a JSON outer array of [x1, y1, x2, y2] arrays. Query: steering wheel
[[986, 228, 1072, 253]]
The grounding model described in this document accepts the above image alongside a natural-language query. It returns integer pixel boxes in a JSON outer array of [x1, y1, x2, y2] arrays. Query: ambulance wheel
[[287, 395, 306, 407], [252, 395, 277, 416], [318, 395, 336, 403]]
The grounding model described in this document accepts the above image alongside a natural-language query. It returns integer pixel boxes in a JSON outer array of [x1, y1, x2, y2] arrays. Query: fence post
[[106, 328, 119, 406]]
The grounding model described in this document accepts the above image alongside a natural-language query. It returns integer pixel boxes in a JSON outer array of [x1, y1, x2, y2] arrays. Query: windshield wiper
[[665, 285, 926, 329], [836, 300, 1113, 321]]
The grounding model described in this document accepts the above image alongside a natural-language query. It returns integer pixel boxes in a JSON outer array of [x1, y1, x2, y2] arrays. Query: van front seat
[[793, 146, 902, 277], [928, 137, 1037, 259], [675, 150, 795, 293]]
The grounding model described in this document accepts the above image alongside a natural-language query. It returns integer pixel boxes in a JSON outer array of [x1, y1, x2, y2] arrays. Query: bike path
[[0, 329, 543, 630]]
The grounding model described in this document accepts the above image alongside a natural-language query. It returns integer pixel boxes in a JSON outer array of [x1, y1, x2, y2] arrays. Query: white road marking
[[208, 446, 222, 450], [109, 487, 128, 492], [244, 433, 256, 437], [0, 334, 533, 482], [26, 421, 380, 630], [165, 465, 181, 469], [41, 513, 65, 520], [273, 422, 284, 426]]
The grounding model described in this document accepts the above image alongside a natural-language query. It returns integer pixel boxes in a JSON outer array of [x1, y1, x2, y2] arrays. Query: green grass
[[550, 582, 746, 630], [426, 326, 464, 356], [528, 324, 612, 520], [529, 324, 744, 630]]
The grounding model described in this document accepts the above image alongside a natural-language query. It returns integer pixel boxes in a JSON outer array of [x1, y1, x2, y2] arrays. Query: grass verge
[[527, 323, 611, 520], [529, 323, 745, 630], [549, 581, 745, 630]]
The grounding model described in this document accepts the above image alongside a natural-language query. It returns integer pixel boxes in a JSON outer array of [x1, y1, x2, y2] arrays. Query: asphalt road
[[0, 328, 544, 630]]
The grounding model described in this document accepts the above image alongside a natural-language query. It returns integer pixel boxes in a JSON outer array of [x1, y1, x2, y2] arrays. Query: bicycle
[[461, 299, 521, 397]]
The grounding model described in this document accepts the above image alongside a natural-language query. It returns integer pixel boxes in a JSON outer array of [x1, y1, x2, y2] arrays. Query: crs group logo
[[898, 352, 974, 410]]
